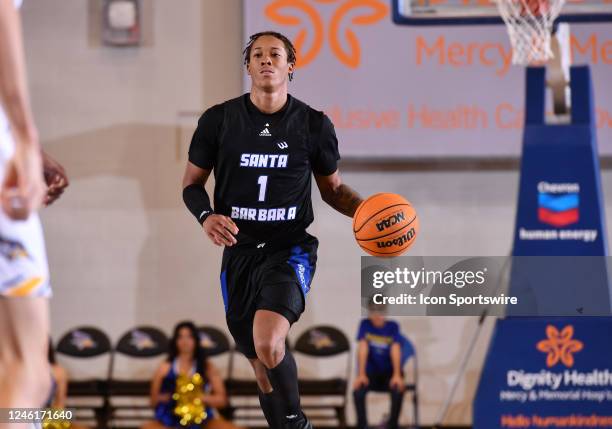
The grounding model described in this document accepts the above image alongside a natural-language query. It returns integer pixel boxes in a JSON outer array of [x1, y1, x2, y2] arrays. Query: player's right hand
[[353, 374, 369, 389], [1, 142, 45, 220], [42, 150, 69, 206], [203, 214, 239, 246]]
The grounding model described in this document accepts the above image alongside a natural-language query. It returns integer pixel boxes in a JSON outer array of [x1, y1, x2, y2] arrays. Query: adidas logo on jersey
[[259, 123, 271, 137]]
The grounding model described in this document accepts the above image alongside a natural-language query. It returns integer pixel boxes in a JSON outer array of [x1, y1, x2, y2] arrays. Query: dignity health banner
[[243, 1, 612, 158], [474, 318, 612, 428]]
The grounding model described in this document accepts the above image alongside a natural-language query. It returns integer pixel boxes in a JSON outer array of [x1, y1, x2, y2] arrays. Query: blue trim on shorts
[[220, 270, 228, 312], [287, 245, 313, 295]]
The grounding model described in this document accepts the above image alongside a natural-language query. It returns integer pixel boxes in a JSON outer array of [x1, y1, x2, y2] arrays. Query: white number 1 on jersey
[[257, 175, 268, 202]]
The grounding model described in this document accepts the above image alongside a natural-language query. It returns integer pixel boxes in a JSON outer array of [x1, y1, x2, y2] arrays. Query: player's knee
[[254, 337, 285, 368]]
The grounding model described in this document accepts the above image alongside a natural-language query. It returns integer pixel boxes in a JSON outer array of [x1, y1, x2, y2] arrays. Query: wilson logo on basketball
[[376, 227, 416, 249], [265, 0, 388, 69], [376, 211, 405, 232]]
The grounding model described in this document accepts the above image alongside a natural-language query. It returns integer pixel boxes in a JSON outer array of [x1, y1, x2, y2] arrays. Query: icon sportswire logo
[[265, 0, 388, 69], [536, 325, 584, 368]]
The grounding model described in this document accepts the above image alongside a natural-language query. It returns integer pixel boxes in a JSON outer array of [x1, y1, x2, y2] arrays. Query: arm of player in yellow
[[0, 0, 45, 219]]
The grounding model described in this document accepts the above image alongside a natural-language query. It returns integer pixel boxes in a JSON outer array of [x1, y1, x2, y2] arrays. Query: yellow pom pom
[[173, 372, 207, 426]]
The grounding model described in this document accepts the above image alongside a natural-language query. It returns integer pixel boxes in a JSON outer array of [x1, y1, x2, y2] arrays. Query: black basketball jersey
[[189, 94, 340, 246]]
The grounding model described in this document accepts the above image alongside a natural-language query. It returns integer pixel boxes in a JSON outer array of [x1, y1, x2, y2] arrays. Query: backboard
[[392, 0, 612, 25]]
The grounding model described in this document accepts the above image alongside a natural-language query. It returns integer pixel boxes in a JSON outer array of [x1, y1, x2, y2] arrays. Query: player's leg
[[253, 309, 308, 428], [0, 297, 51, 410], [222, 250, 284, 427], [371, 373, 404, 429], [252, 237, 318, 428], [388, 385, 405, 429], [352, 383, 370, 429], [0, 216, 52, 416], [249, 358, 284, 429]]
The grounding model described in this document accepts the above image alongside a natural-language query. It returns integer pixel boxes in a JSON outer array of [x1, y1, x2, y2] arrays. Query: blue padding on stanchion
[[474, 66, 611, 427]]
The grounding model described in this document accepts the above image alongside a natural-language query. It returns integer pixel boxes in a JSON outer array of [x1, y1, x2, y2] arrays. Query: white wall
[[21, 1, 612, 426]]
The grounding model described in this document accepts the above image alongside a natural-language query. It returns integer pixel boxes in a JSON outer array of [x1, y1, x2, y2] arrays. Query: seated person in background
[[47, 342, 87, 429], [353, 302, 405, 429], [142, 321, 242, 429]]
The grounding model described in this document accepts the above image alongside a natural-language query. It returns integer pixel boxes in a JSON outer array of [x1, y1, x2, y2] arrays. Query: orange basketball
[[353, 193, 419, 257]]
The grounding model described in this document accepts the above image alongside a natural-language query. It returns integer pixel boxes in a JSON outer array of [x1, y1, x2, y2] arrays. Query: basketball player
[[0, 0, 68, 416], [183, 31, 362, 429]]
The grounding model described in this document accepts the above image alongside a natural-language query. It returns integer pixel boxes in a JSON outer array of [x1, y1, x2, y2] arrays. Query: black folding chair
[[55, 326, 112, 428], [197, 325, 231, 359], [400, 335, 419, 429], [106, 326, 168, 428], [293, 325, 351, 428]]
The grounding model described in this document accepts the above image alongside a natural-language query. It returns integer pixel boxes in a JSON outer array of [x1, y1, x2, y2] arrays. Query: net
[[496, 0, 566, 65]]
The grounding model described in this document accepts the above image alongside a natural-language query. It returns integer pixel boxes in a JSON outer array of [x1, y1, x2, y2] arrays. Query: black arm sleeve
[[188, 104, 225, 169], [183, 184, 213, 225], [310, 113, 341, 176]]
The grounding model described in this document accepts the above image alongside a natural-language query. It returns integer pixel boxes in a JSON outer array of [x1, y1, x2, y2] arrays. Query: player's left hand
[[42, 150, 68, 206], [389, 374, 404, 392]]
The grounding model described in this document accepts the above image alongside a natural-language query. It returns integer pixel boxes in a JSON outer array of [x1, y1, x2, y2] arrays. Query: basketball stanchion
[[431, 256, 512, 428], [392, 0, 612, 426]]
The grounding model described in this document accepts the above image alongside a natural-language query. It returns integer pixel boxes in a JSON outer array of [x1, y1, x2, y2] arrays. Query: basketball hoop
[[496, 0, 566, 65]]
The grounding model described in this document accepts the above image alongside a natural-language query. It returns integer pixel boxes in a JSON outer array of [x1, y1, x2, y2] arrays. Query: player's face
[[247, 35, 294, 91], [176, 327, 196, 355]]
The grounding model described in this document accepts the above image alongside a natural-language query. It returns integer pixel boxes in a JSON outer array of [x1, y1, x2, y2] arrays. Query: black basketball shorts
[[219, 233, 318, 359]]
